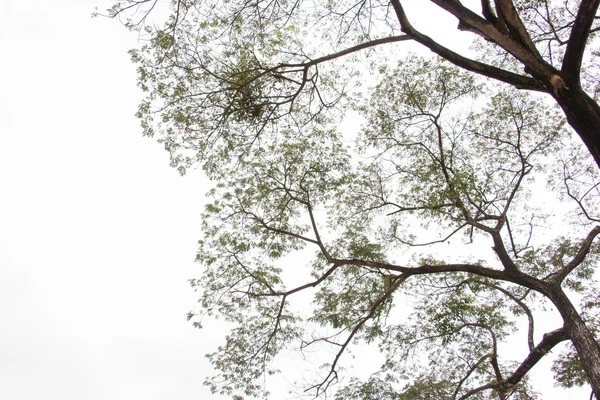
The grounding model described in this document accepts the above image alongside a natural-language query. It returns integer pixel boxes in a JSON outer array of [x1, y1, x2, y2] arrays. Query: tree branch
[[389, 0, 543, 91], [494, 0, 540, 56], [242, 210, 320, 245], [427, 0, 544, 67], [252, 261, 342, 298], [481, 0, 498, 25], [457, 381, 498, 400], [392, 223, 468, 247], [275, 35, 412, 70], [452, 353, 492, 399], [504, 327, 568, 385], [458, 327, 567, 399], [331, 257, 548, 294], [561, 0, 600, 86], [498, 284, 534, 352], [562, 166, 600, 223], [307, 201, 333, 261], [553, 225, 600, 284], [306, 274, 406, 395], [491, 230, 520, 273]]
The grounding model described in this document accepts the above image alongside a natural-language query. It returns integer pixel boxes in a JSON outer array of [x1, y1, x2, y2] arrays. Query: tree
[[103, 1, 600, 398]]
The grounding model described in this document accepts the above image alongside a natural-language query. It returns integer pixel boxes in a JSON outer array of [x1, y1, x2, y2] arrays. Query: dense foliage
[[104, 1, 600, 398]]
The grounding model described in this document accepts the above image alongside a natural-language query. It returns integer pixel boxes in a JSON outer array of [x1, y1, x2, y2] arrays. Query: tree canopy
[[104, 1, 600, 398]]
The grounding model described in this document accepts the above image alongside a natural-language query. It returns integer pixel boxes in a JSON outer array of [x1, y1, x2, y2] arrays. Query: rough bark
[[547, 287, 600, 399], [554, 86, 600, 169]]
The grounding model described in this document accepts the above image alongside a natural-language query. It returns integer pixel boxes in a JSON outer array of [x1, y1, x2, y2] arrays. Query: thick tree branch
[[389, 0, 543, 91], [329, 257, 548, 294], [481, 0, 498, 25], [458, 328, 567, 399], [494, 0, 540, 56], [561, 0, 600, 86], [504, 327, 568, 385], [427, 0, 545, 68], [491, 230, 520, 273]]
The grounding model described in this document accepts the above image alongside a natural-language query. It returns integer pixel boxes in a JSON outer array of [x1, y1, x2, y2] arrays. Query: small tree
[[104, 1, 600, 398]]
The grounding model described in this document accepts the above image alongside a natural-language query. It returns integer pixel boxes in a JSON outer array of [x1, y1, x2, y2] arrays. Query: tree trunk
[[555, 86, 600, 170], [548, 288, 600, 398]]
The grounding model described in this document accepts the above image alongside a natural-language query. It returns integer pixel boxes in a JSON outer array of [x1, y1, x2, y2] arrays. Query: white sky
[[0, 0, 592, 399]]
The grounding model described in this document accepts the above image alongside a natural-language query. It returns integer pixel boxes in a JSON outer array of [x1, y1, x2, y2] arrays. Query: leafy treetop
[[102, 1, 600, 399]]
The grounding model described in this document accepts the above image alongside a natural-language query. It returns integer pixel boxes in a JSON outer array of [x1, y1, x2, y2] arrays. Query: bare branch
[[457, 381, 498, 400], [562, 156, 600, 223], [307, 201, 333, 261], [392, 223, 468, 247], [452, 353, 492, 399]]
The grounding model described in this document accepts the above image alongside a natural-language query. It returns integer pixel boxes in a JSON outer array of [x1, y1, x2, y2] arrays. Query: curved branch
[[469, 279, 535, 351], [475, 323, 503, 383], [330, 257, 548, 294], [266, 262, 341, 297], [392, 223, 468, 247], [390, 0, 543, 91], [458, 381, 498, 400]]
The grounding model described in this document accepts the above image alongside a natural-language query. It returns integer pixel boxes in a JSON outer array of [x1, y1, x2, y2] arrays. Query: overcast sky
[[0, 0, 593, 399]]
